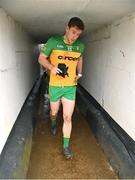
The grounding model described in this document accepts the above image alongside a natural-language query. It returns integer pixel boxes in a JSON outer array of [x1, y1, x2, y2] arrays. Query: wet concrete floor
[[27, 91, 118, 179]]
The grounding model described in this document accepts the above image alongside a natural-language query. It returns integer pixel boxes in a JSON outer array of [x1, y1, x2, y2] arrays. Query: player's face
[[65, 26, 82, 44]]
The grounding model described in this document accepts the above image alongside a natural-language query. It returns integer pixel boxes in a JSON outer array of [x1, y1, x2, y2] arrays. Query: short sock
[[63, 137, 70, 149], [51, 119, 56, 126]]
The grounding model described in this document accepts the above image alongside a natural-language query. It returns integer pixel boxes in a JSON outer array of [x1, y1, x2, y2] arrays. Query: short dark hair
[[68, 17, 85, 31]]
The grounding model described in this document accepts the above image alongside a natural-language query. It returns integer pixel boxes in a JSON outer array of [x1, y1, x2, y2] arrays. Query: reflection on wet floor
[[27, 90, 117, 179]]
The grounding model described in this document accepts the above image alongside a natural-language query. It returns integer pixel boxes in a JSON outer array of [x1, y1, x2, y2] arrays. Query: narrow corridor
[[27, 84, 117, 179]]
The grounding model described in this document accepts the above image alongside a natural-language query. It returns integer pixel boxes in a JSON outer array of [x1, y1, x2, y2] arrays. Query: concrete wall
[[81, 11, 135, 140], [0, 8, 39, 154]]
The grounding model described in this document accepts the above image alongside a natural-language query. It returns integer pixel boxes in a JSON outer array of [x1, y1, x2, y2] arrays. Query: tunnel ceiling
[[0, 0, 135, 43]]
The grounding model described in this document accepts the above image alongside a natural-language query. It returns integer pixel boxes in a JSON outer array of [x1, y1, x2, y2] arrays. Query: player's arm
[[76, 56, 83, 79], [38, 53, 62, 74]]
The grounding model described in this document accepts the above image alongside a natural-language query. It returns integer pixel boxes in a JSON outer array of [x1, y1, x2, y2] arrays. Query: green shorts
[[49, 86, 76, 102]]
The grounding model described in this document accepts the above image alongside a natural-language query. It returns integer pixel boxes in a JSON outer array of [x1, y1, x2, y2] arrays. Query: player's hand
[[74, 74, 82, 83], [74, 75, 79, 83], [50, 66, 62, 74]]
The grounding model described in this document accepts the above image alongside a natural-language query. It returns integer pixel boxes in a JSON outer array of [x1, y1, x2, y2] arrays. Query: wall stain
[[120, 50, 125, 58]]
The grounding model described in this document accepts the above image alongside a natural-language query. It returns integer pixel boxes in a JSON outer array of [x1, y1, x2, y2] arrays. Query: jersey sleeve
[[42, 37, 54, 56], [80, 43, 85, 56]]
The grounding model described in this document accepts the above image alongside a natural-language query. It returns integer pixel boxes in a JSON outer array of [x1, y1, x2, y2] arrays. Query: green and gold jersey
[[42, 36, 85, 86]]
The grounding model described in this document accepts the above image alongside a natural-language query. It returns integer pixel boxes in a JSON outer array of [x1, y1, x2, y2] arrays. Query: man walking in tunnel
[[38, 17, 85, 159]]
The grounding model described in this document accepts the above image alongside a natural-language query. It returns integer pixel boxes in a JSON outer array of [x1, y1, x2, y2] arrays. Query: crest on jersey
[[67, 46, 72, 51]]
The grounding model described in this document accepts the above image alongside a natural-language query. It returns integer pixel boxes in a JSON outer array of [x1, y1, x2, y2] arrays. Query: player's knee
[[50, 110, 57, 119], [63, 114, 71, 123]]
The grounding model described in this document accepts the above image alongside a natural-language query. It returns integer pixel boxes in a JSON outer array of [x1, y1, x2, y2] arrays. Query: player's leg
[[49, 86, 61, 135], [61, 97, 75, 159]]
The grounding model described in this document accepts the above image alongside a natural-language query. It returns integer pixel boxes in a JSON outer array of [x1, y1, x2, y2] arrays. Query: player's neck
[[63, 35, 72, 45]]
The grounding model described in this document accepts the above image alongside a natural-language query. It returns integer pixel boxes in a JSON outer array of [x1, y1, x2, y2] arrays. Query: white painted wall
[[0, 8, 39, 154], [81, 12, 135, 140]]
